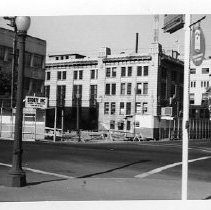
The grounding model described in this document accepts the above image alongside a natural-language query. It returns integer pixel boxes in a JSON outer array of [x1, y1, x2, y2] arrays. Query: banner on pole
[[191, 26, 205, 66]]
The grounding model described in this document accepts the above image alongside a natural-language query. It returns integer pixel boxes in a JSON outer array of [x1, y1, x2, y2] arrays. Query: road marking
[[135, 156, 211, 178], [0, 163, 74, 179]]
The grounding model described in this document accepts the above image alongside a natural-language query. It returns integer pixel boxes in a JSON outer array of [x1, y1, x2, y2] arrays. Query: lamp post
[[8, 16, 31, 187]]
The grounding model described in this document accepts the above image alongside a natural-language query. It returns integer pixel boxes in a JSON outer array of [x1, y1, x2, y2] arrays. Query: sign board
[[23, 108, 36, 114], [25, 96, 48, 109], [161, 107, 172, 116], [191, 26, 205, 66], [163, 14, 184, 34], [161, 116, 174, 120]]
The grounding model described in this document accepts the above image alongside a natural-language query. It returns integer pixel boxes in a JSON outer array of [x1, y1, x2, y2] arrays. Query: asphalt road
[[1, 140, 211, 182]]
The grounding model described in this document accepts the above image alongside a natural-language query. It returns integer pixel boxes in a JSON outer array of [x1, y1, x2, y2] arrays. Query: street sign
[[191, 26, 205, 66], [25, 96, 48, 109]]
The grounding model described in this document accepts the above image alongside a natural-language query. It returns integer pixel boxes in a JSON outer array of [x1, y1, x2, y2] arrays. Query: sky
[[1, 1, 211, 59]]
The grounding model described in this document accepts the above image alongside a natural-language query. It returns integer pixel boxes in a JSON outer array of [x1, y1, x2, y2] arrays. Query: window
[[190, 81, 196, 88], [126, 102, 131, 115], [143, 66, 149, 76], [57, 71, 66, 80], [121, 67, 126, 77], [119, 102, 125, 115], [44, 85, 50, 99], [111, 102, 116, 115], [111, 84, 116, 95], [25, 52, 31, 66], [126, 121, 131, 131], [106, 68, 111, 77], [46, 72, 51, 80], [57, 85, 66, 107], [104, 102, 109, 114], [143, 83, 148, 95], [135, 102, 142, 114], [136, 83, 142, 94], [120, 83, 126, 95], [91, 70, 95, 79], [57, 71, 61, 80], [118, 121, 124, 130], [135, 121, 140, 128], [110, 120, 115, 129], [33, 54, 43, 68], [79, 70, 83, 79], [143, 102, 148, 113], [65, 55, 69, 59], [202, 68, 209, 74], [112, 67, 117, 77], [90, 85, 97, 107], [161, 82, 167, 99], [128, 66, 132, 76], [202, 93, 208, 105], [190, 93, 195, 105], [74, 71, 78, 80], [0, 46, 5, 60], [171, 71, 177, 82], [56, 57, 59, 60], [63, 71, 66, 80], [105, 84, 110, 95], [190, 68, 196, 74], [72, 85, 82, 106], [127, 83, 132, 95], [137, 66, 142, 76]]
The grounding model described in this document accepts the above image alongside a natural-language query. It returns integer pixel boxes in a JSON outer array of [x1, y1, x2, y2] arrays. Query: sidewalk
[[0, 164, 211, 201]]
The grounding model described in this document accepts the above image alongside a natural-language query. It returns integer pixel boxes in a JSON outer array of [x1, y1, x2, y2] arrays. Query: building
[[189, 58, 211, 119], [0, 27, 46, 107], [45, 43, 184, 140]]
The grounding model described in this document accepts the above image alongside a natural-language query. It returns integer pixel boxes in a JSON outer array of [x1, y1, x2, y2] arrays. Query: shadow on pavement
[[27, 178, 67, 186], [203, 195, 211, 200], [78, 159, 150, 178]]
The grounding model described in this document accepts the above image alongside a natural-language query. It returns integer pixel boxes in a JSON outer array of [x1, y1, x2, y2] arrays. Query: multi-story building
[[0, 27, 46, 107], [45, 43, 184, 140], [189, 58, 211, 119]]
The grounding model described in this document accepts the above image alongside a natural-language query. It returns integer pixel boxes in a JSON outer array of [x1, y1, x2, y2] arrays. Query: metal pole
[[34, 110, 36, 141], [181, 14, 191, 200], [8, 31, 27, 187], [61, 108, 64, 141], [53, 106, 57, 142], [76, 94, 80, 142], [0, 102, 3, 138], [11, 31, 17, 138]]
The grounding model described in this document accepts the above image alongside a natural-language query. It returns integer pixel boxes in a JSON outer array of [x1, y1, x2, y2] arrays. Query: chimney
[[135, 33, 139, 53], [153, 15, 159, 43]]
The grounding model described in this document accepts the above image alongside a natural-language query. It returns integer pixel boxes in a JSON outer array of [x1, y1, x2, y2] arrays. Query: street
[[0, 140, 211, 200]]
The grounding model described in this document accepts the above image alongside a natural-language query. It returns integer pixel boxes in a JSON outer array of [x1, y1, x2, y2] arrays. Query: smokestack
[[153, 15, 159, 43], [135, 33, 139, 53]]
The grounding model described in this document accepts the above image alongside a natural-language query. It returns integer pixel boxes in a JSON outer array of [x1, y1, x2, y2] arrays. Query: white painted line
[[135, 156, 211, 178], [0, 163, 74, 179]]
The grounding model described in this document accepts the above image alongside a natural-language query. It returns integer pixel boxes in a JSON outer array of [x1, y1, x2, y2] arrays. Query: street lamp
[[8, 16, 31, 187]]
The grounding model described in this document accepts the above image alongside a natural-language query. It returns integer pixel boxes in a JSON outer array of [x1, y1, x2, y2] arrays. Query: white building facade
[[45, 43, 184, 140]]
